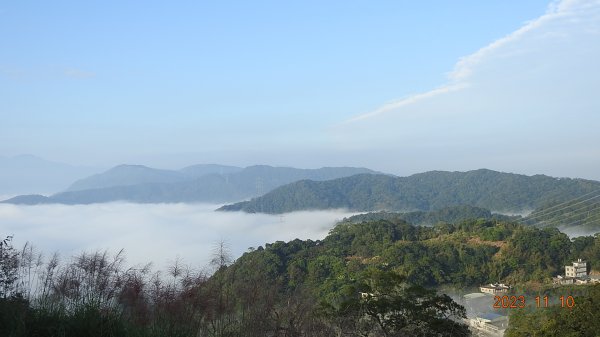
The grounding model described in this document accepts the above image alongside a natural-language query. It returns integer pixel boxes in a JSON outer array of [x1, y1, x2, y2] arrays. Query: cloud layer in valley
[[0, 203, 356, 271]]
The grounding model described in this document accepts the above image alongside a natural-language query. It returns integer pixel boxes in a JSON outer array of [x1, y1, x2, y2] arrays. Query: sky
[[1, 0, 599, 180]]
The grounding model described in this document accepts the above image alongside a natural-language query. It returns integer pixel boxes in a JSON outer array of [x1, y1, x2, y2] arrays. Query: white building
[[565, 259, 587, 278], [480, 283, 511, 295]]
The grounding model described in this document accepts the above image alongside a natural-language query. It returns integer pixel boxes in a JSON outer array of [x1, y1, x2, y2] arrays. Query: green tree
[[322, 269, 471, 337]]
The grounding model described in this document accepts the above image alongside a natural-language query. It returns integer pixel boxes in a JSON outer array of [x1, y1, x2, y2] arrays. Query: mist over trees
[[2, 214, 600, 336], [0, 227, 472, 336]]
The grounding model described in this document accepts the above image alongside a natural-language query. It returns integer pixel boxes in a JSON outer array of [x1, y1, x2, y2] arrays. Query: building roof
[[464, 293, 487, 300], [480, 283, 510, 289], [479, 313, 506, 322]]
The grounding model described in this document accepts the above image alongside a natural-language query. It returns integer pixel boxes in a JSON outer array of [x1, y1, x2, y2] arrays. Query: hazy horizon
[[3, 153, 600, 201]]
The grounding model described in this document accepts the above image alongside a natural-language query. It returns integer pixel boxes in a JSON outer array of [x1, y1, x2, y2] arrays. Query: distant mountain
[[0, 155, 99, 196], [179, 164, 243, 179], [3, 194, 51, 204], [218, 169, 600, 215], [66, 165, 188, 191], [1, 165, 378, 205], [67, 164, 246, 192]]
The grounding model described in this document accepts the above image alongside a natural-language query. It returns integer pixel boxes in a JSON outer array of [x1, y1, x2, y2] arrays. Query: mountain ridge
[[65, 164, 190, 192], [218, 169, 600, 216], [1, 165, 378, 205]]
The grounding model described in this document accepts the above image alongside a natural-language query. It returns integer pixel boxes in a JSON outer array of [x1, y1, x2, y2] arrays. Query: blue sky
[[1, 1, 599, 179]]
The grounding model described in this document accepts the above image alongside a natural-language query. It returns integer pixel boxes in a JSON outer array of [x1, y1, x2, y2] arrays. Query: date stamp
[[493, 295, 575, 309]]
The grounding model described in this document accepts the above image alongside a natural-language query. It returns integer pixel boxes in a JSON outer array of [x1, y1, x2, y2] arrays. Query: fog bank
[[0, 203, 356, 270]]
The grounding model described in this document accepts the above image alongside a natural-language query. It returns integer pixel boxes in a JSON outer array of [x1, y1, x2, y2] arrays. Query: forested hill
[[218, 169, 600, 214], [213, 218, 600, 335], [339, 205, 513, 227], [227, 219, 600, 290]]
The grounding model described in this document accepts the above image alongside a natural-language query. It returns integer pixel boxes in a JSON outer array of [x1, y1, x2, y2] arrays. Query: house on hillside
[[566, 259, 587, 278], [554, 259, 593, 284], [553, 275, 575, 285], [480, 283, 511, 294]]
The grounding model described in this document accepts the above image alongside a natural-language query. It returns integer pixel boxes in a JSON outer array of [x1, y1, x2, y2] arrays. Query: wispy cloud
[[447, 0, 580, 82], [345, 0, 594, 123], [345, 84, 467, 123]]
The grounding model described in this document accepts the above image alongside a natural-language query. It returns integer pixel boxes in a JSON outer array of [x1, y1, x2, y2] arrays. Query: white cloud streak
[[346, 0, 596, 123], [447, 0, 580, 82], [345, 84, 467, 123]]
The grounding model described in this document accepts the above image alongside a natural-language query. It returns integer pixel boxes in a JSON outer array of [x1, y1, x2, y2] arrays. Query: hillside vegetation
[[219, 169, 600, 220], [229, 219, 600, 290], [2, 217, 600, 336], [339, 205, 513, 227]]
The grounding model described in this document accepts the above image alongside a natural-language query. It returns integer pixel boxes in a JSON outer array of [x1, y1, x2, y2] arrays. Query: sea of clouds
[[0, 203, 357, 271]]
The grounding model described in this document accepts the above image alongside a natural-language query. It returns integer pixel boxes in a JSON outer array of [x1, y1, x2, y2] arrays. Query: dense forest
[[339, 205, 513, 227], [219, 169, 600, 216], [234, 218, 600, 288], [2, 217, 600, 336]]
